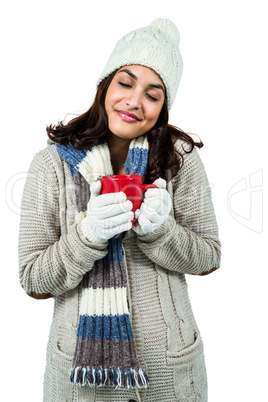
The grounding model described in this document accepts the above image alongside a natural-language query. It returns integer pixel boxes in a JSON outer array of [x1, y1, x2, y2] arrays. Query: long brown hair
[[46, 70, 203, 183]]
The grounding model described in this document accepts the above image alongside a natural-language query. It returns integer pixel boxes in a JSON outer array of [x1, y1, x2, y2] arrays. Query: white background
[[1, 0, 267, 400]]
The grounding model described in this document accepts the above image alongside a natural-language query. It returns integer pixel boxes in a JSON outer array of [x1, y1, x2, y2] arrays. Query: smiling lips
[[117, 110, 141, 123]]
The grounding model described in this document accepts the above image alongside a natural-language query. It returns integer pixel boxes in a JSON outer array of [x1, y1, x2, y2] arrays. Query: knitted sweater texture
[[18, 139, 221, 402]]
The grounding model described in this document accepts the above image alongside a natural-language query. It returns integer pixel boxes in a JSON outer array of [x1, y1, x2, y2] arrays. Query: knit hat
[[96, 18, 183, 110]]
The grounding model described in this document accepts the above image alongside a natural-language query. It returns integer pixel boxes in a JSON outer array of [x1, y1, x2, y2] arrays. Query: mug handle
[[141, 183, 158, 193], [132, 184, 159, 228]]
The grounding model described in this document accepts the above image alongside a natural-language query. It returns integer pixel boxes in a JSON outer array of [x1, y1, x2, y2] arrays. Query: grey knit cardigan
[[18, 139, 221, 402]]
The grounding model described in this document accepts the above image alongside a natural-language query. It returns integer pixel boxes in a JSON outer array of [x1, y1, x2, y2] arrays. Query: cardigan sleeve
[[135, 140, 221, 275], [18, 149, 108, 298]]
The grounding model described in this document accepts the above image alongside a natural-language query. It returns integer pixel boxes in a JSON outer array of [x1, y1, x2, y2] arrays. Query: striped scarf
[[56, 136, 149, 389]]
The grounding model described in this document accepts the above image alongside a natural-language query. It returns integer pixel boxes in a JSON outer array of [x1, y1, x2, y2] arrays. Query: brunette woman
[[19, 18, 221, 402]]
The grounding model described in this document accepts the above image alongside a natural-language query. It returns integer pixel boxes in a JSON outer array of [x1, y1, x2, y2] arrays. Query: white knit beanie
[[96, 18, 183, 110]]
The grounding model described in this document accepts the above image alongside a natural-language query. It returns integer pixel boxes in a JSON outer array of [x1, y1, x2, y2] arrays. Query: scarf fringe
[[70, 366, 149, 389]]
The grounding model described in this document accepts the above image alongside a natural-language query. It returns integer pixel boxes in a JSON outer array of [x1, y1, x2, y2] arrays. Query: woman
[[19, 18, 221, 402]]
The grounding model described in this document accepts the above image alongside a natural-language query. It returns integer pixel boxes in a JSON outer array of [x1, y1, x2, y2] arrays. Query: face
[[105, 65, 165, 140]]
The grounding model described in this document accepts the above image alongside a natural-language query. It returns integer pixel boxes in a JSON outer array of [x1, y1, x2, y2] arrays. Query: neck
[[106, 132, 131, 174]]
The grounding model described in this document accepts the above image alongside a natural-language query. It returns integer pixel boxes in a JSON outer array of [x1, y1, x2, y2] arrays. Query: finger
[[152, 178, 166, 189], [143, 198, 166, 216], [90, 180, 102, 198], [144, 188, 164, 199], [135, 209, 141, 219], [132, 224, 144, 236], [144, 188, 171, 206], [102, 221, 133, 238], [91, 200, 133, 219], [97, 211, 134, 229], [93, 192, 128, 208], [140, 202, 164, 223], [137, 212, 154, 230]]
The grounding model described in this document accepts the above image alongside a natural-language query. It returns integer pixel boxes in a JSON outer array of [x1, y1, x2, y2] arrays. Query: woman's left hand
[[132, 178, 172, 236]]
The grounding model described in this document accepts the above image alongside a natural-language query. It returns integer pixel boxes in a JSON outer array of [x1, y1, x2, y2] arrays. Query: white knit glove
[[80, 180, 134, 243], [132, 178, 172, 236]]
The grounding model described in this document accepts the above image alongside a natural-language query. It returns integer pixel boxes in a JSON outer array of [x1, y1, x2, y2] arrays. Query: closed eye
[[146, 94, 158, 102], [119, 82, 131, 88]]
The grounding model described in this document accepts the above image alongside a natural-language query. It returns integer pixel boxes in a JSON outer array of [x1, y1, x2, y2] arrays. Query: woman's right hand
[[80, 180, 134, 243]]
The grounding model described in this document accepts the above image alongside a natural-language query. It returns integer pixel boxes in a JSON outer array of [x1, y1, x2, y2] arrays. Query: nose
[[125, 89, 142, 110]]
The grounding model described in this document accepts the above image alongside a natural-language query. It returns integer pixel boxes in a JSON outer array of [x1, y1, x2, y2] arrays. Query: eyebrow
[[117, 68, 165, 94]]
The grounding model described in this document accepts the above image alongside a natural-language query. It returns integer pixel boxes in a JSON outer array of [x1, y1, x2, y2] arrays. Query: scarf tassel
[[70, 366, 149, 389]]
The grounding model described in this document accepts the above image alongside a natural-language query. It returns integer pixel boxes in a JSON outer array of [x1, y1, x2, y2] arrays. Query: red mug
[[101, 175, 158, 226]]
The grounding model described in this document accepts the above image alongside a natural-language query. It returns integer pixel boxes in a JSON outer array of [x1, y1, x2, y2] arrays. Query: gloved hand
[[80, 180, 134, 243], [132, 178, 172, 236]]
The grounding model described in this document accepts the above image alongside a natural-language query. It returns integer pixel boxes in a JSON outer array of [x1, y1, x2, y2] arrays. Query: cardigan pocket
[[56, 322, 77, 359], [166, 331, 208, 401], [51, 334, 78, 402], [55, 340, 74, 365]]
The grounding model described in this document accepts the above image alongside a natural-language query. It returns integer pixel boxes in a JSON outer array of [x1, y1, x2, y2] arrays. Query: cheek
[[146, 104, 162, 123], [105, 85, 119, 111], [105, 90, 112, 112]]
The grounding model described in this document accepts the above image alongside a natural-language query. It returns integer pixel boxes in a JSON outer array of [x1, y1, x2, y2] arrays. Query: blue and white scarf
[[56, 136, 149, 389]]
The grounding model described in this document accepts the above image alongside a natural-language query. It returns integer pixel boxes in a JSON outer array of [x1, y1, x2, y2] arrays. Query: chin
[[110, 129, 143, 140], [119, 134, 142, 140]]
